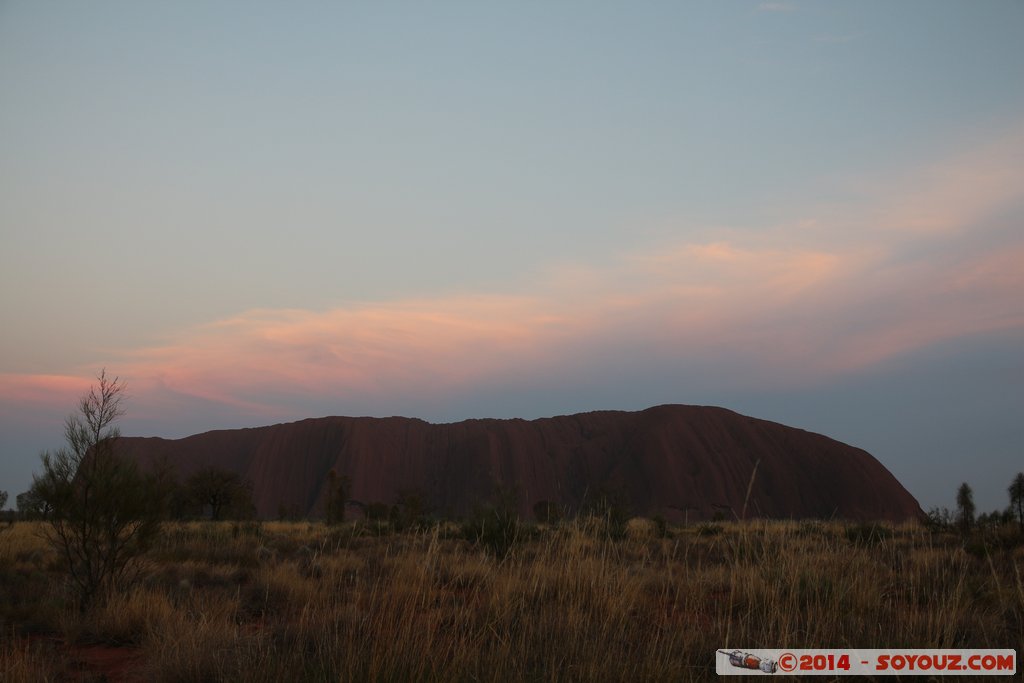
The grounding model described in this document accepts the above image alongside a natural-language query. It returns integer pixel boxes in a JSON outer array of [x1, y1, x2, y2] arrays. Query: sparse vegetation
[[2, 515, 1021, 681], [29, 370, 167, 611]]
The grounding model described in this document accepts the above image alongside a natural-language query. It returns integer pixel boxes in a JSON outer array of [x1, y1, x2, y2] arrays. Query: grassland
[[1, 517, 1022, 681]]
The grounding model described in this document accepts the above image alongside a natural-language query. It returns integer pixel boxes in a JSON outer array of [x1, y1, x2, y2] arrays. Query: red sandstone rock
[[116, 405, 922, 522]]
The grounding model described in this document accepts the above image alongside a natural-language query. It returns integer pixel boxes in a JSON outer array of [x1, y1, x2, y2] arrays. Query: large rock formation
[[116, 405, 922, 522]]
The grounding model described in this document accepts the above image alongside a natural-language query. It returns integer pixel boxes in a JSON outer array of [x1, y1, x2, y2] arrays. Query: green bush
[[462, 507, 519, 559], [463, 486, 520, 558], [845, 522, 893, 546]]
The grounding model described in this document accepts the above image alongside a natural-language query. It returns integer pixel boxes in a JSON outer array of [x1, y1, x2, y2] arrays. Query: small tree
[[31, 370, 166, 610], [186, 466, 254, 520], [0, 490, 9, 532], [956, 482, 975, 535], [1009, 472, 1024, 527], [924, 506, 953, 532], [16, 488, 48, 520]]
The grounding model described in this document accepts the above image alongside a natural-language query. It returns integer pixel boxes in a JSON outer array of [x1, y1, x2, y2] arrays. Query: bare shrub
[[30, 371, 167, 610]]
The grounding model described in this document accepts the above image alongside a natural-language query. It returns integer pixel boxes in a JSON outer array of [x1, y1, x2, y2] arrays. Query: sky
[[1, 1, 1022, 514]]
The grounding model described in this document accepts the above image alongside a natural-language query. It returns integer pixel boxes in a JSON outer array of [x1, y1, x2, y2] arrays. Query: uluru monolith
[[115, 405, 922, 522]]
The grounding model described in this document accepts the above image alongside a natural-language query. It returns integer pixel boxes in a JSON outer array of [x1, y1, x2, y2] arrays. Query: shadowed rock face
[[116, 405, 922, 522]]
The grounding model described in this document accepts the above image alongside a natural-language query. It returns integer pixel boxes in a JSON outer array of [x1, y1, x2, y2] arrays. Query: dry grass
[[0, 635, 62, 683], [1, 518, 1021, 681]]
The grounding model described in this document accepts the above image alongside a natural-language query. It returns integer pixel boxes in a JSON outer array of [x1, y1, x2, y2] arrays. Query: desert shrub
[[357, 503, 392, 536], [651, 514, 670, 538], [75, 587, 177, 645], [364, 502, 390, 521], [924, 506, 955, 533], [696, 522, 723, 536], [845, 522, 894, 546], [0, 543, 63, 634], [232, 520, 264, 539], [277, 502, 303, 522], [962, 537, 990, 560], [795, 520, 828, 537], [962, 524, 1024, 559], [462, 510, 518, 559], [532, 500, 563, 525], [151, 524, 261, 568], [390, 489, 433, 531], [624, 517, 657, 540], [463, 487, 520, 558], [580, 486, 631, 539]]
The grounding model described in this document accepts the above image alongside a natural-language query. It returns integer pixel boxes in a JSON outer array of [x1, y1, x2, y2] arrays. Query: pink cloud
[[98, 295, 587, 415], [2, 126, 1022, 419], [0, 373, 89, 407], [75, 238, 867, 408], [866, 125, 1024, 237]]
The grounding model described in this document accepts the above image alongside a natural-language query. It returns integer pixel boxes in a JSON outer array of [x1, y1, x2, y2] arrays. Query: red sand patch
[[65, 643, 145, 683], [24, 635, 145, 683]]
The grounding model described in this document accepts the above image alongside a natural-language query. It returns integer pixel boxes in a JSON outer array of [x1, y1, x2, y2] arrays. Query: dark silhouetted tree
[[1009, 472, 1024, 527], [31, 370, 167, 610], [956, 482, 975, 535], [16, 487, 48, 520], [977, 508, 1014, 529], [186, 466, 254, 520], [0, 490, 9, 531], [924, 506, 953, 532]]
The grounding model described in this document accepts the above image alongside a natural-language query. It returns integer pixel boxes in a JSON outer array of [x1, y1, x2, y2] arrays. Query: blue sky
[[1, 1, 1022, 513]]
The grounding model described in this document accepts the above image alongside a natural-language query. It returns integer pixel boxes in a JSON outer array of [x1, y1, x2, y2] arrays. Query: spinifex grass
[[1, 519, 1021, 681]]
